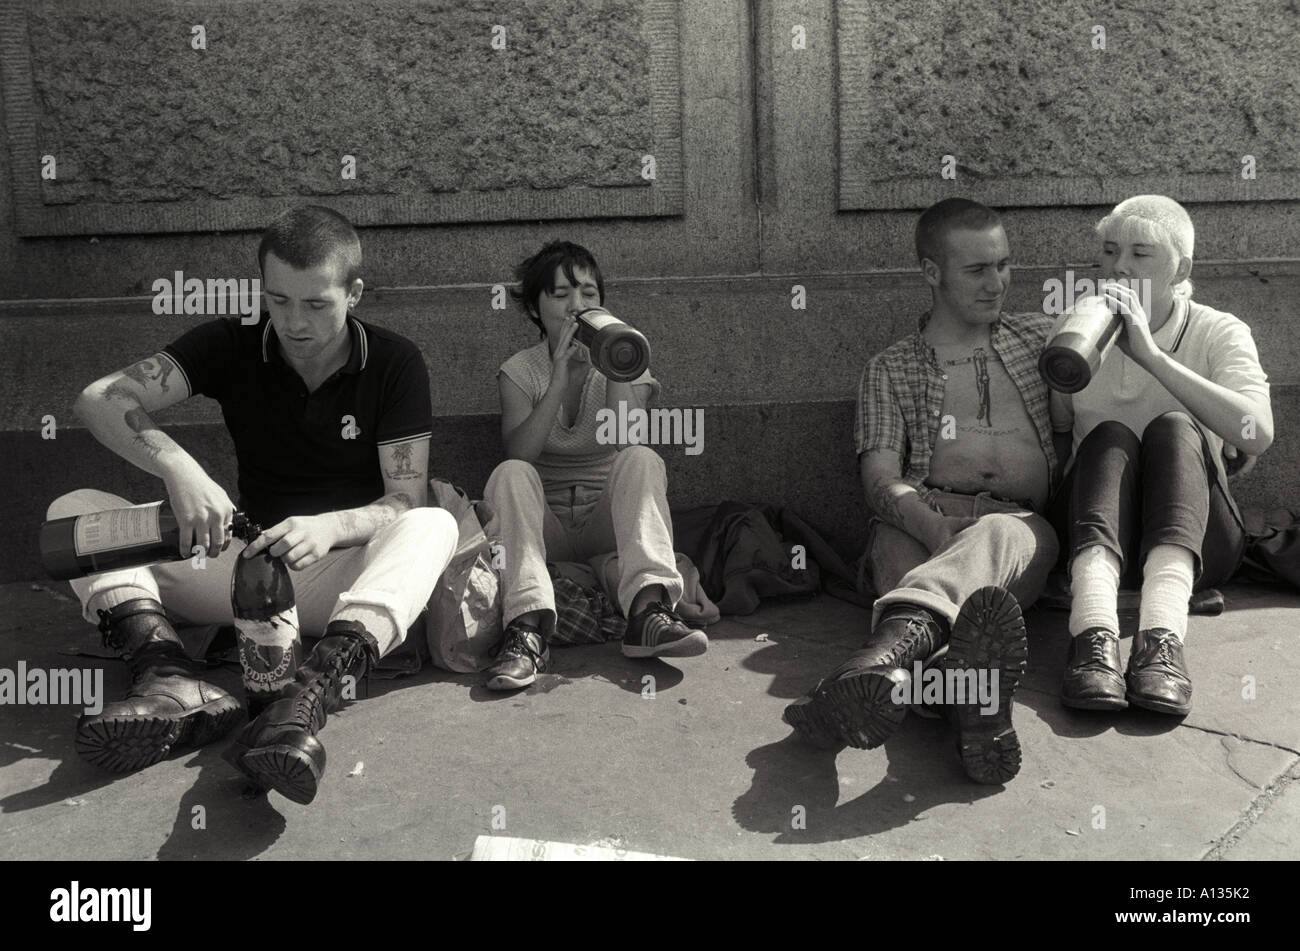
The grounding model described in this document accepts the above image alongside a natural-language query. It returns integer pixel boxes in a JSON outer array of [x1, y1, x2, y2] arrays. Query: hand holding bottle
[[1103, 282, 1162, 371], [242, 514, 339, 570], [162, 459, 237, 559], [548, 316, 587, 391]]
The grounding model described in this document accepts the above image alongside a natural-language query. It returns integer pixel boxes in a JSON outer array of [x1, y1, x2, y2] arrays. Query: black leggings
[[1050, 411, 1245, 590]]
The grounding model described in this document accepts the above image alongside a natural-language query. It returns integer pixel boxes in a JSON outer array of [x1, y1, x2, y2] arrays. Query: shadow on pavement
[[732, 720, 1003, 847]]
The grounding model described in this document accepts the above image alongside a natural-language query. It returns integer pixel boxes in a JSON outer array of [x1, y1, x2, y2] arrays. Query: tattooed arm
[[74, 353, 192, 476], [860, 449, 971, 555], [73, 353, 235, 558], [242, 436, 431, 569]]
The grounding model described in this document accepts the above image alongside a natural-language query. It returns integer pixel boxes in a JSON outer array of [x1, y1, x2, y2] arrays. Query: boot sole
[[783, 667, 909, 750], [943, 586, 1028, 785], [237, 744, 323, 805], [622, 630, 709, 659], [75, 696, 243, 774]]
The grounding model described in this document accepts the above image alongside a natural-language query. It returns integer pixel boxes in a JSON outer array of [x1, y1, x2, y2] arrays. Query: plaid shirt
[[854, 311, 1060, 500]]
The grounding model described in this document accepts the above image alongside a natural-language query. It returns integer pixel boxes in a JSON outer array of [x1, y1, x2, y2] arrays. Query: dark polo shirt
[[163, 312, 432, 528]]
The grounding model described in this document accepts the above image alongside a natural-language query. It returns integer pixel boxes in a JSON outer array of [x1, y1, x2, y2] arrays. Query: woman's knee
[[484, 458, 542, 496], [611, 445, 666, 478], [1080, 419, 1140, 454], [1142, 411, 1198, 445]]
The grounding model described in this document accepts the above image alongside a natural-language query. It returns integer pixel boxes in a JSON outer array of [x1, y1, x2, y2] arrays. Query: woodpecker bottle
[[230, 517, 301, 705], [572, 307, 651, 383]]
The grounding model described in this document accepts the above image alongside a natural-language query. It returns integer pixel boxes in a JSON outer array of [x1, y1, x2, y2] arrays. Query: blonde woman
[[1054, 196, 1273, 715]]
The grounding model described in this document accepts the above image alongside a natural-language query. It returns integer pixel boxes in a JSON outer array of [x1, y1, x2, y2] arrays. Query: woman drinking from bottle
[[1053, 196, 1272, 716], [480, 240, 707, 690]]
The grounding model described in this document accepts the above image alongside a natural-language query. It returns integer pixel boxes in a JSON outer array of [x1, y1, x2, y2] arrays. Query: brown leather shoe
[[783, 605, 946, 750], [1061, 627, 1128, 711], [1126, 628, 1192, 716]]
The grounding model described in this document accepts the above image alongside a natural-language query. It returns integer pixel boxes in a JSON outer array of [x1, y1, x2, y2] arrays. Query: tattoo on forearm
[[121, 404, 174, 462], [131, 432, 167, 462], [337, 510, 363, 540], [380, 492, 414, 513], [868, 478, 908, 529]]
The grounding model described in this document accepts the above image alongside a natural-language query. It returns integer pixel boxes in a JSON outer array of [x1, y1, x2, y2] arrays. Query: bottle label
[[73, 503, 164, 557], [235, 609, 301, 695], [577, 309, 622, 332]]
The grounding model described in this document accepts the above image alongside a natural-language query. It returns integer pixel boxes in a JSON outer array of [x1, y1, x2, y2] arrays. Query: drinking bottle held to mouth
[[1039, 295, 1124, 394], [572, 307, 651, 383]]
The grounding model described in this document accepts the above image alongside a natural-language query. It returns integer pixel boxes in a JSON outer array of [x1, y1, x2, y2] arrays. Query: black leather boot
[[76, 598, 242, 773], [939, 586, 1028, 784], [224, 620, 379, 804], [783, 604, 947, 750]]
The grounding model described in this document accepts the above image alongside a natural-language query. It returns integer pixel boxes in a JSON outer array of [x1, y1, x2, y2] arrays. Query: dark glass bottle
[[40, 502, 249, 580], [1039, 296, 1124, 394], [230, 516, 301, 705], [573, 307, 652, 383]]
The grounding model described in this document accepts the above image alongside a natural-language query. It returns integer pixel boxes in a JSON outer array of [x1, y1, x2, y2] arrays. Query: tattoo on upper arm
[[121, 357, 175, 393], [383, 442, 421, 481], [103, 379, 139, 404]]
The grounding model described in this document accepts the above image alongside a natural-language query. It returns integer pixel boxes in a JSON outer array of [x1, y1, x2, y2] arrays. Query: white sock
[[1139, 544, 1195, 640], [1068, 545, 1121, 637]]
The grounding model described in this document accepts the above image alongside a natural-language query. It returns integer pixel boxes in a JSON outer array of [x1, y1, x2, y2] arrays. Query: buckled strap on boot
[[96, 597, 169, 651]]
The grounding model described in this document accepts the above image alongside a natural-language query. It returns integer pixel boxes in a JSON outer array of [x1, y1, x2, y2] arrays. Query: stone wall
[[1, 0, 1296, 582]]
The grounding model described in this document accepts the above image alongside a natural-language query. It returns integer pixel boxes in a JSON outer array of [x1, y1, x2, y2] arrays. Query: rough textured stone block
[[837, 0, 1300, 208], [1, 0, 683, 234]]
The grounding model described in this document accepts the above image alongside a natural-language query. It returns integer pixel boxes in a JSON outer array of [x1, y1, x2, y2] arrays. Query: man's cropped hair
[[915, 198, 1004, 266], [258, 205, 363, 288]]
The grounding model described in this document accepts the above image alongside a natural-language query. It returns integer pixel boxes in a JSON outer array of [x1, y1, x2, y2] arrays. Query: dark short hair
[[510, 240, 605, 338], [915, 198, 1004, 266], [257, 205, 362, 288]]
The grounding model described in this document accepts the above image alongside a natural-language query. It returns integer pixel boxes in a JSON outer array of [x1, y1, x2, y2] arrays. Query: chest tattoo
[[942, 347, 993, 426]]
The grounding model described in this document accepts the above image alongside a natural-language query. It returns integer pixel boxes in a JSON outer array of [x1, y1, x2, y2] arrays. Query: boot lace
[[290, 638, 367, 729], [878, 618, 932, 668], [493, 626, 545, 665]]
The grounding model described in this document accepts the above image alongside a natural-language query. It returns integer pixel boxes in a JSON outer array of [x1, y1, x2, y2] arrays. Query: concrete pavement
[[1, 579, 1296, 861]]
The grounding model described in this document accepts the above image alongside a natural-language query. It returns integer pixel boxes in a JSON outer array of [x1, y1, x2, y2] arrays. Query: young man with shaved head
[[46, 205, 458, 805], [784, 198, 1063, 783]]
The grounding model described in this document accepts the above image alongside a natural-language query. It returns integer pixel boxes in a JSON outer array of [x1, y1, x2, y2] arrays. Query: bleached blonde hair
[[1095, 195, 1195, 299]]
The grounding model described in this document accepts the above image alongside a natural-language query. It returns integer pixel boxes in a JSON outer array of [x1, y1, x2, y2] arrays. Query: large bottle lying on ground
[[573, 307, 652, 383], [1038, 295, 1124, 394], [230, 516, 301, 706], [40, 502, 250, 580]]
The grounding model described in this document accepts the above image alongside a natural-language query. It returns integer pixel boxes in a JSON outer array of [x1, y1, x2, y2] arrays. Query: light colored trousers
[[483, 446, 683, 633], [867, 488, 1059, 630], [48, 489, 457, 658]]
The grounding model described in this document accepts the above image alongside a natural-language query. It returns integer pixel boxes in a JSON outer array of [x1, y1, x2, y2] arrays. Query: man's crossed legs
[[49, 489, 457, 804], [784, 490, 1058, 783]]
